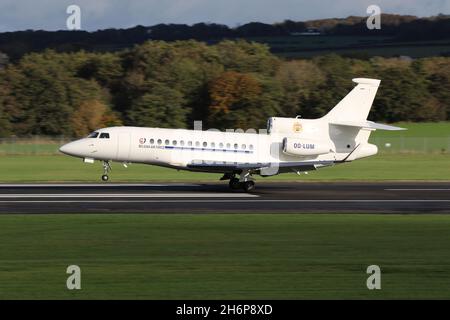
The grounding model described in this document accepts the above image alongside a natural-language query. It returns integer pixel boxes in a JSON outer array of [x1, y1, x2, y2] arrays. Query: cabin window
[[226, 143, 231, 149], [87, 132, 99, 138], [99, 133, 110, 139], [157, 139, 162, 145], [165, 139, 169, 145], [180, 140, 185, 146], [211, 142, 215, 148], [195, 141, 200, 147], [188, 141, 193, 147], [150, 139, 155, 144], [242, 144, 246, 150], [173, 140, 177, 146], [203, 142, 207, 147], [234, 143, 238, 149], [249, 144, 254, 150], [219, 143, 224, 148]]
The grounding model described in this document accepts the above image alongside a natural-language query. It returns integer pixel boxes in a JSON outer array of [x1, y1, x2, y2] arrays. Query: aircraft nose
[[59, 141, 82, 157], [59, 142, 73, 155]]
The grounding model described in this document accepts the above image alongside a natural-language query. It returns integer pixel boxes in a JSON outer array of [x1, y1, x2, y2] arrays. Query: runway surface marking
[[385, 188, 450, 191], [0, 183, 448, 213], [0, 193, 258, 198], [0, 183, 199, 187], [2, 199, 449, 203]]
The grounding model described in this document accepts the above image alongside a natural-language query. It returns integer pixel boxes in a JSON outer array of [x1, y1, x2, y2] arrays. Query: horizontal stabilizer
[[330, 120, 406, 131], [352, 78, 381, 86]]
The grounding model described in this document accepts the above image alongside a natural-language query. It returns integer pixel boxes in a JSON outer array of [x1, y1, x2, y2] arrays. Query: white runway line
[[0, 183, 200, 187], [385, 189, 450, 191], [1, 199, 449, 203], [0, 193, 258, 198]]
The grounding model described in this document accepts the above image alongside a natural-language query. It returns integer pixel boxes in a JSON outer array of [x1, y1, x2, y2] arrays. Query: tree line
[[0, 40, 449, 138], [1, 14, 449, 60]]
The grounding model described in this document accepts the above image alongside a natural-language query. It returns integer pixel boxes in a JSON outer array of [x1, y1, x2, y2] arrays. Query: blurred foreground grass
[[1, 213, 450, 299]]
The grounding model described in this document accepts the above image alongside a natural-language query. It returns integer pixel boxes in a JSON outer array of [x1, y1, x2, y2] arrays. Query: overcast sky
[[0, 0, 449, 32]]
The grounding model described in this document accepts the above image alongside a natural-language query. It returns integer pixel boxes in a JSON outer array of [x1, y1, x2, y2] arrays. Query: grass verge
[[1, 213, 450, 299], [0, 154, 448, 182]]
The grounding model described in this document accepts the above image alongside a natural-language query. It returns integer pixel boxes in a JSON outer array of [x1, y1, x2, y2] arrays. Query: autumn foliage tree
[[71, 100, 122, 138], [276, 60, 326, 117], [0, 41, 449, 138], [208, 71, 262, 129]]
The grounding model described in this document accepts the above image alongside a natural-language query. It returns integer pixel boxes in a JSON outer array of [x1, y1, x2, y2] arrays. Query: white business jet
[[60, 78, 404, 192]]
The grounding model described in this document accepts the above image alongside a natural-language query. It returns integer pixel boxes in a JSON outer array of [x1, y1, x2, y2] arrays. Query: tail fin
[[324, 78, 380, 122], [324, 78, 405, 160]]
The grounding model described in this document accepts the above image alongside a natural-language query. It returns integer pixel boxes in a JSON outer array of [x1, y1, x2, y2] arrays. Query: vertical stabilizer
[[324, 78, 380, 122]]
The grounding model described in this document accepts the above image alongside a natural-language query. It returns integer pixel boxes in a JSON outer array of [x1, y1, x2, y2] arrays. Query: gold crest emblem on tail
[[293, 121, 302, 133]]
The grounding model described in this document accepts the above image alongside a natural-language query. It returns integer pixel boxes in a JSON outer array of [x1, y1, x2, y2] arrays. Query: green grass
[[0, 122, 447, 182], [278, 45, 450, 59], [371, 122, 450, 138], [1, 213, 450, 299], [246, 35, 450, 58], [0, 122, 448, 156], [370, 122, 450, 154], [0, 137, 66, 155], [0, 143, 59, 155], [0, 153, 448, 182]]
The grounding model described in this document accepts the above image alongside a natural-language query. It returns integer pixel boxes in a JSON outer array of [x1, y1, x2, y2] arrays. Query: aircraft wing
[[187, 160, 335, 172]]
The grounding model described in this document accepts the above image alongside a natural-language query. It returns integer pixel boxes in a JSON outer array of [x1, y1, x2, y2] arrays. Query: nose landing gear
[[101, 160, 111, 182]]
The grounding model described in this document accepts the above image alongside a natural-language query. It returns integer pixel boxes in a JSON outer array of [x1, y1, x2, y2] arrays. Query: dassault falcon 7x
[[60, 78, 404, 192]]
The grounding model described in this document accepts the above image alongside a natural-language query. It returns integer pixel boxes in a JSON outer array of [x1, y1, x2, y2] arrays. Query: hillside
[[0, 14, 449, 60]]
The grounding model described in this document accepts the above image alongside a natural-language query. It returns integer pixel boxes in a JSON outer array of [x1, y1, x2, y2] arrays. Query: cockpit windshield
[[99, 133, 110, 139], [87, 132, 99, 138]]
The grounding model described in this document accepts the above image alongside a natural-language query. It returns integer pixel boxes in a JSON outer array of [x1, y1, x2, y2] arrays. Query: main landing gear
[[224, 171, 255, 193], [101, 160, 111, 181], [229, 178, 255, 192]]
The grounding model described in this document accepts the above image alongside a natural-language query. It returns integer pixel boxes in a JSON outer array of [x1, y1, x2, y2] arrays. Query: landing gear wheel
[[101, 160, 111, 182], [243, 180, 255, 192], [229, 178, 241, 190]]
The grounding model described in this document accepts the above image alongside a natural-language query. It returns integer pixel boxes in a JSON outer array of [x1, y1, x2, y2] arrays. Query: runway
[[0, 182, 449, 213]]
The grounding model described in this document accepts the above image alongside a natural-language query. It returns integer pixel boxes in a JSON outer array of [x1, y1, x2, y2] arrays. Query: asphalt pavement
[[0, 182, 448, 213]]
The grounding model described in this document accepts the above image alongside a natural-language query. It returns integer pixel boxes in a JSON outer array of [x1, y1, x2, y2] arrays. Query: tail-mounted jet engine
[[282, 137, 333, 157]]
